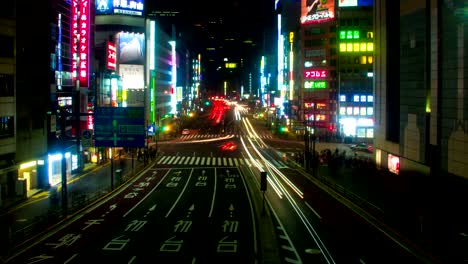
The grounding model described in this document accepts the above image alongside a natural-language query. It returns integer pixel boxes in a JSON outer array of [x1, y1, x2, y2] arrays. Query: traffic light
[[280, 126, 288, 133]]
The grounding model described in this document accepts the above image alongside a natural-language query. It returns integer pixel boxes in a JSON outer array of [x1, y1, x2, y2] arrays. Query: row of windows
[[340, 56, 373, 65], [340, 106, 374, 116], [339, 18, 372, 27], [0, 116, 14, 139], [357, 128, 374, 138], [0, 74, 14, 97], [339, 30, 374, 40], [340, 95, 374, 102], [339, 42, 374, 52]]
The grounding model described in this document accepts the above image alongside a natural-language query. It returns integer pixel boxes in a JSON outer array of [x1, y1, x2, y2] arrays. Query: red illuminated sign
[[72, 0, 90, 88], [106, 41, 116, 70], [304, 70, 327, 79], [87, 110, 94, 129]]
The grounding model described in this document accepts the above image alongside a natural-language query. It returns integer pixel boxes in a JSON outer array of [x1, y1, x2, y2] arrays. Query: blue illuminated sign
[[94, 107, 145, 147], [96, 0, 144, 16]]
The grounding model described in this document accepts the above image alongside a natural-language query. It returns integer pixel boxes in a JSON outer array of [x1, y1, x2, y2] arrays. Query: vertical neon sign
[[72, 0, 89, 88]]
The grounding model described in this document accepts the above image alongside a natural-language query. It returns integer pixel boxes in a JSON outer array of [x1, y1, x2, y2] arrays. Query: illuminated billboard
[[71, 0, 90, 88], [106, 41, 117, 70], [301, 0, 335, 25], [96, 0, 144, 16], [118, 32, 145, 65], [304, 70, 327, 79], [120, 64, 144, 90], [304, 81, 327, 89], [338, 0, 373, 7]]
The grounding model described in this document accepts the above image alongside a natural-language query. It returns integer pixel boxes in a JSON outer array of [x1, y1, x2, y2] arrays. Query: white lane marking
[[304, 201, 322, 220]]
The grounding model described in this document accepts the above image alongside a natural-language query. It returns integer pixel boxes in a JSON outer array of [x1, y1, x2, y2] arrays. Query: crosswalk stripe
[[161, 156, 170, 164], [168, 156, 176, 164], [155, 155, 286, 168]]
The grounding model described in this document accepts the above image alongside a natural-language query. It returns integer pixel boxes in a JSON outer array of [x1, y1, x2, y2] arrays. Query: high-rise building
[[374, 1, 467, 179], [299, 0, 338, 138], [337, 2, 374, 142]]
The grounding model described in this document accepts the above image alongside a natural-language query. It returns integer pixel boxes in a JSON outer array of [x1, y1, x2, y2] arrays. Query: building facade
[[374, 0, 467, 179]]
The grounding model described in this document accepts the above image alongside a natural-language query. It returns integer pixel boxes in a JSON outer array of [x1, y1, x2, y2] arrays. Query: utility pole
[[60, 110, 68, 216], [312, 101, 317, 177], [74, 2, 82, 173]]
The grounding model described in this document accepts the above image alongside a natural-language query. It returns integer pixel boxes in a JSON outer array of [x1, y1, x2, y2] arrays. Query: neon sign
[[300, 0, 335, 25], [304, 81, 327, 89], [304, 70, 327, 79], [106, 41, 116, 70], [96, 0, 144, 16], [71, 0, 89, 88]]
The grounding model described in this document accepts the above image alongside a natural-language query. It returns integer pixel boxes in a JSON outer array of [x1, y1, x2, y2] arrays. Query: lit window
[[340, 95, 346, 102], [354, 107, 360, 115], [354, 43, 360, 52], [353, 30, 360, 39], [339, 43, 347, 52], [347, 31, 353, 39], [347, 107, 353, 115], [367, 95, 374, 102], [347, 43, 353, 52], [368, 56, 373, 64], [367, 32, 374, 39], [360, 43, 367, 52], [340, 31, 346, 39], [354, 95, 360, 102], [340, 107, 346, 115], [367, 42, 374, 52], [360, 95, 366, 102], [360, 107, 366, 115], [361, 56, 367, 64], [357, 128, 366, 138], [366, 128, 374, 138], [367, 107, 373, 115]]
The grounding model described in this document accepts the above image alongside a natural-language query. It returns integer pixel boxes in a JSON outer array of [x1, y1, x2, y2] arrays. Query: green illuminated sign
[[340, 30, 360, 40], [304, 81, 327, 89]]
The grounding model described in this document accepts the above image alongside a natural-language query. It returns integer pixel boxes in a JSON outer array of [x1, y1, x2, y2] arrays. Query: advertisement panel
[[71, 0, 90, 88], [301, 0, 335, 25], [338, 0, 373, 7], [96, 0, 144, 16], [120, 64, 144, 90], [106, 41, 117, 70], [118, 32, 145, 65]]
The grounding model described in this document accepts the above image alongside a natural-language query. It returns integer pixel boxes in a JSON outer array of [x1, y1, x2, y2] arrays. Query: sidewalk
[[250, 116, 467, 263], [0, 151, 152, 260]]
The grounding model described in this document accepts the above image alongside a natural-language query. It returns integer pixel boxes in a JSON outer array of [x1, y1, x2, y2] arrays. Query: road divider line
[[305, 201, 322, 220]]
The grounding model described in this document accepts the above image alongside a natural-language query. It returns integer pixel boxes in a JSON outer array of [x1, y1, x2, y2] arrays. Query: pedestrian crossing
[[179, 133, 273, 141], [156, 155, 287, 168]]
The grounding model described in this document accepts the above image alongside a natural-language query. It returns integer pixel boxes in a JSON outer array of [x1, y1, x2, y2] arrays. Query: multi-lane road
[[7, 103, 430, 264]]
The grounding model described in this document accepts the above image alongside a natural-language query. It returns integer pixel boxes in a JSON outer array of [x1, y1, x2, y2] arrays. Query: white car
[[182, 129, 190, 135]]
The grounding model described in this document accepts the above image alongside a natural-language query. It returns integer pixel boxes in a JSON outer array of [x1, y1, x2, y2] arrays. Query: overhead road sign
[[94, 107, 145, 147]]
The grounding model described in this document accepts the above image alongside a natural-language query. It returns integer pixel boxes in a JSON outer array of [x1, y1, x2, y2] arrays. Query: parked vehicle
[[349, 143, 374, 153]]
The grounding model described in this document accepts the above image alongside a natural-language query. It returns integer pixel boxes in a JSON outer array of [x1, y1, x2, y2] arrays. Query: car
[[349, 143, 374, 153], [182, 129, 190, 135], [221, 141, 237, 151]]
